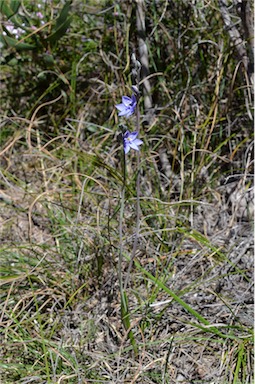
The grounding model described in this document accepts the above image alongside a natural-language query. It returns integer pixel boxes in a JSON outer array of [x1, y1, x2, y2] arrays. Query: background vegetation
[[0, 0, 253, 383]]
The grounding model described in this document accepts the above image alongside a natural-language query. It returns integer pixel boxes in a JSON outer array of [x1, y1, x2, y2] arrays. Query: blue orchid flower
[[123, 130, 143, 154], [115, 94, 137, 118]]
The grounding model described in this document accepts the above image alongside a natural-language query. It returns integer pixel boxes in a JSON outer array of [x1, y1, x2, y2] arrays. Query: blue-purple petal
[[122, 96, 132, 106], [128, 131, 138, 140], [115, 103, 125, 111]]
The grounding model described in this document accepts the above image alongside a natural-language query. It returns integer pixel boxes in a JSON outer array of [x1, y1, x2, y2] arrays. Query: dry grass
[[0, 0, 254, 383]]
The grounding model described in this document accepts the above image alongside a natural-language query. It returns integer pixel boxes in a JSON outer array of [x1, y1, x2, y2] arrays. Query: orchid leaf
[[47, 16, 72, 45], [55, 0, 72, 30], [46, 1, 72, 46], [0, 34, 35, 50], [0, 0, 20, 19]]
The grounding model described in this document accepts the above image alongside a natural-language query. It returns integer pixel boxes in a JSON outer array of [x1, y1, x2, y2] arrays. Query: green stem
[[118, 149, 138, 354], [118, 149, 126, 301]]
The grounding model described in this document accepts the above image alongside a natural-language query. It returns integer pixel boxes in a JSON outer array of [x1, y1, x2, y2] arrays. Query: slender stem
[[118, 150, 126, 298], [118, 147, 138, 354]]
